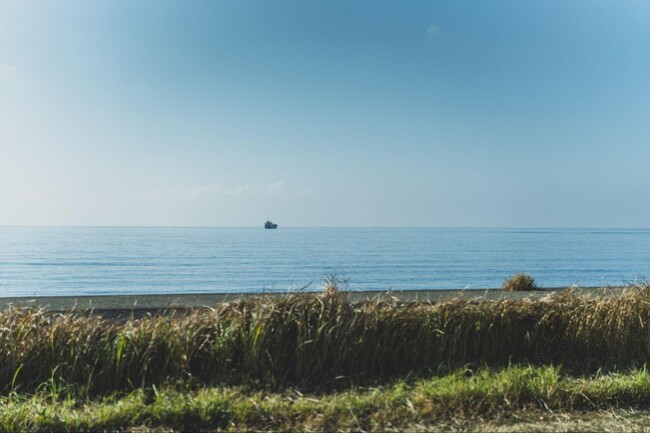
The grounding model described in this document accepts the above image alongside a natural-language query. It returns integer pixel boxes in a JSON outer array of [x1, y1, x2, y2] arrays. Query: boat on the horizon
[[264, 220, 278, 229]]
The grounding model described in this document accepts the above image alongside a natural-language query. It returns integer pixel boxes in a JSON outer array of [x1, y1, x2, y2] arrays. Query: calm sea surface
[[1, 227, 650, 296]]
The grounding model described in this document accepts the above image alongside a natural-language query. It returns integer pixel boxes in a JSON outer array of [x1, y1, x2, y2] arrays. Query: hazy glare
[[2, 0, 650, 227]]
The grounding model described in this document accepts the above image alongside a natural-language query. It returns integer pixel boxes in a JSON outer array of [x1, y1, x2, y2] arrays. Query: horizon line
[[2, 225, 650, 230]]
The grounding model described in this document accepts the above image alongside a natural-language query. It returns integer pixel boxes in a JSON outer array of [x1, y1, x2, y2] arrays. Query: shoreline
[[0, 285, 626, 315]]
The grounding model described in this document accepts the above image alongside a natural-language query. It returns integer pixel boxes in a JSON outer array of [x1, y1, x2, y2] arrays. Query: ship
[[264, 220, 278, 229]]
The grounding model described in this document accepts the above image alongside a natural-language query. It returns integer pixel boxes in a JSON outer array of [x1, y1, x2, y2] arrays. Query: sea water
[[1, 227, 650, 296]]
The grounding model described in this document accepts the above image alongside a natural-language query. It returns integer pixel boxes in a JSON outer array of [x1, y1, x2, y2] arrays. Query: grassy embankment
[[5, 366, 650, 431], [3, 282, 650, 430]]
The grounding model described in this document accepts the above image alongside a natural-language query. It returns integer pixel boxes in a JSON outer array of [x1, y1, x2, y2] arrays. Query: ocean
[[1, 227, 650, 296]]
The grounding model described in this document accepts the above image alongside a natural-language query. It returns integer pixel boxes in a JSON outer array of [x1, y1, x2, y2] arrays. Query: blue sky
[[2, 0, 650, 226]]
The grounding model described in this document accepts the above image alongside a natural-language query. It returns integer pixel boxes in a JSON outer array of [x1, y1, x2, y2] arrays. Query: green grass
[[3, 284, 650, 395], [4, 366, 650, 431]]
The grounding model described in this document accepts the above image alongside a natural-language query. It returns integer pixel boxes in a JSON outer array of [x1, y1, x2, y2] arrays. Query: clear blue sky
[[2, 0, 650, 227]]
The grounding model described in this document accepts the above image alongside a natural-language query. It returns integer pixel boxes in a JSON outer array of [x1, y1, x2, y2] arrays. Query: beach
[[0, 286, 621, 316]]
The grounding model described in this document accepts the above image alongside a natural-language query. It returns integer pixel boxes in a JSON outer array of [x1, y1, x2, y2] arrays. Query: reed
[[2, 284, 650, 394]]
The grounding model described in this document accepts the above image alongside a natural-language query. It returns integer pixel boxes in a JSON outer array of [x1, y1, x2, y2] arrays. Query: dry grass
[[1, 283, 650, 394], [502, 273, 538, 291]]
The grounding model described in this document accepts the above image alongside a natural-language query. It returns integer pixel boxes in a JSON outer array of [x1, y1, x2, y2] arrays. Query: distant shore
[[0, 285, 626, 315]]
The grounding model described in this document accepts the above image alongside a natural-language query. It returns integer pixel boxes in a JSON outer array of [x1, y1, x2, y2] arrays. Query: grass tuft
[[502, 273, 539, 291]]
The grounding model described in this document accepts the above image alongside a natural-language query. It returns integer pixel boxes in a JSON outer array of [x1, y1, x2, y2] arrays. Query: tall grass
[[3, 284, 650, 394]]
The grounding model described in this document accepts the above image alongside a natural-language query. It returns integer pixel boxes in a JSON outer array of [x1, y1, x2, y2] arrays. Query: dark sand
[[0, 286, 622, 317]]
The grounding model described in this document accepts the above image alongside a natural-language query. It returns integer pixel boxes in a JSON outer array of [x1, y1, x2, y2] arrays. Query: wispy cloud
[[266, 180, 285, 193], [426, 24, 441, 36], [188, 184, 223, 197], [132, 181, 285, 200], [131, 184, 223, 200], [225, 184, 251, 195], [25, 189, 48, 198], [0, 64, 17, 79]]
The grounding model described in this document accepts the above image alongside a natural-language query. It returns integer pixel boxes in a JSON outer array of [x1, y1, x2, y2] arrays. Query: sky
[[2, 0, 650, 227]]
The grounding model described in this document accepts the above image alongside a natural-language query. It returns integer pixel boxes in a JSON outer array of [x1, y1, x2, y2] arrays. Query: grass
[[4, 366, 650, 431], [502, 273, 538, 291], [3, 283, 650, 395], [3, 283, 650, 430]]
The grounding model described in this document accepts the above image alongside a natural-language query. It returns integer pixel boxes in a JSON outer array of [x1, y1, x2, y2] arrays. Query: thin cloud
[[426, 24, 441, 36], [225, 184, 252, 195], [0, 64, 17, 79], [26, 189, 48, 198], [188, 184, 223, 197], [131, 184, 223, 200], [266, 180, 285, 193], [131, 188, 185, 200], [132, 181, 285, 200]]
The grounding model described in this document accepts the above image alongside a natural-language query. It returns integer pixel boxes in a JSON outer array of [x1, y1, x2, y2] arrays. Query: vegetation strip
[[4, 366, 650, 431], [3, 284, 650, 393]]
